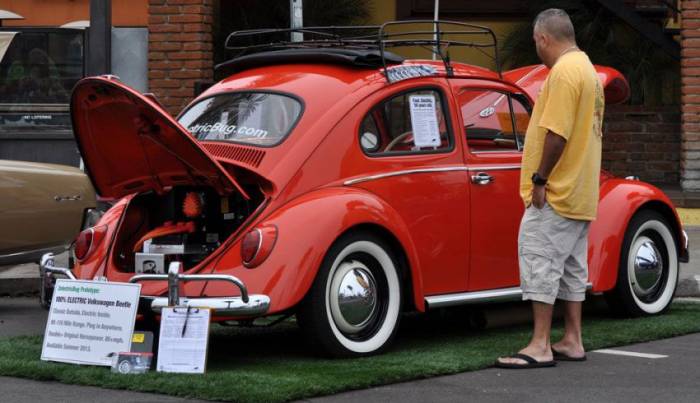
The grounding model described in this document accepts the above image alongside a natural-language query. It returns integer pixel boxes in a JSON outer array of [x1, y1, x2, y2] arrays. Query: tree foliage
[[499, 0, 679, 105]]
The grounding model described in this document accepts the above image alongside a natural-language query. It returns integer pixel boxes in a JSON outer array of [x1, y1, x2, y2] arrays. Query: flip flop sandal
[[552, 348, 587, 361], [495, 353, 557, 369]]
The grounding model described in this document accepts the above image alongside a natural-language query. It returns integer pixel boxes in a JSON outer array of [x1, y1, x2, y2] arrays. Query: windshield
[[178, 92, 302, 147]]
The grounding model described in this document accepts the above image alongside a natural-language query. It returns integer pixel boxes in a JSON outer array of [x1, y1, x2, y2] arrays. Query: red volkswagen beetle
[[42, 22, 689, 357]]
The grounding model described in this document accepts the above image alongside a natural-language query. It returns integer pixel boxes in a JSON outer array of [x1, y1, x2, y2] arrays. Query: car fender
[[209, 186, 426, 314], [589, 179, 684, 292]]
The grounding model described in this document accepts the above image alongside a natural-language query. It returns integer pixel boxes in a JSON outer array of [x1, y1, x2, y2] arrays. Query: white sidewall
[[325, 240, 400, 354], [626, 219, 678, 314]]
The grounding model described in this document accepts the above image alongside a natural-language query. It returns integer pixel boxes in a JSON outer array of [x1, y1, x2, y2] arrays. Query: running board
[[425, 283, 593, 309]]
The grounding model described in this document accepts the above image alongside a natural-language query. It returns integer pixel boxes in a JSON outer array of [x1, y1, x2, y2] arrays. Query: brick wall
[[148, 0, 214, 116], [682, 0, 700, 190], [602, 105, 681, 184]]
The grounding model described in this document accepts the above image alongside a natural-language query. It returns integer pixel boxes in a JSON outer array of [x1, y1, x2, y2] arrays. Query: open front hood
[[504, 64, 631, 105], [71, 76, 249, 199]]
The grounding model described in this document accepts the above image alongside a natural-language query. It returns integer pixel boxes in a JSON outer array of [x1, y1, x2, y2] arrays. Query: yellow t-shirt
[[519, 51, 605, 221]]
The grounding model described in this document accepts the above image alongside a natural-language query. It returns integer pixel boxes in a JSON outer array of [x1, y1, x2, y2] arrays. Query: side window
[[359, 89, 452, 155], [458, 89, 530, 152]]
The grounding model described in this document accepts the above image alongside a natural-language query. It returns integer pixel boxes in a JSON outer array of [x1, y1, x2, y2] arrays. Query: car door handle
[[471, 172, 494, 185]]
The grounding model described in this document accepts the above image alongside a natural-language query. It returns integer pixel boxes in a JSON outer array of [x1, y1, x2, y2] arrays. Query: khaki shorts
[[518, 202, 590, 305]]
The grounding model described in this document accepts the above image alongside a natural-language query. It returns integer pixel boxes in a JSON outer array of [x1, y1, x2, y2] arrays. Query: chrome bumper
[[39, 252, 76, 308], [141, 295, 271, 317], [40, 252, 76, 280], [129, 262, 270, 318]]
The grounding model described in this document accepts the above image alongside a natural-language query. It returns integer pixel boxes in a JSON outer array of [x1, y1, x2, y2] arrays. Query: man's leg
[[498, 301, 554, 364], [552, 300, 585, 358], [498, 205, 560, 365], [552, 222, 589, 359]]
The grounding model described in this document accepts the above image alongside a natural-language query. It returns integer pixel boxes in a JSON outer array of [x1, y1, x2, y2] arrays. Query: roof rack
[[221, 20, 501, 81]]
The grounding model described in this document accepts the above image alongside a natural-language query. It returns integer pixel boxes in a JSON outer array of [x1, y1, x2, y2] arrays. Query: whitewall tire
[[298, 231, 402, 357], [606, 210, 678, 316]]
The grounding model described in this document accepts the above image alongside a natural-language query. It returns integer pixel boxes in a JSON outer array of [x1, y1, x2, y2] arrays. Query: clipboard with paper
[[156, 306, 211, 373]]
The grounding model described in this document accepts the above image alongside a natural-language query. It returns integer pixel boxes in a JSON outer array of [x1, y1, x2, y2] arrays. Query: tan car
[[0, 159, 96, 266]]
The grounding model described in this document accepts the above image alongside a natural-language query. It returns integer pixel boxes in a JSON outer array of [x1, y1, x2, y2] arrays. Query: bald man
[[496, 8, 605, 369]]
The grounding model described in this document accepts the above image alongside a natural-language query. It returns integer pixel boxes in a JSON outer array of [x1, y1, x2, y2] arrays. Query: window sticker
[[188, 123, 269, 139], [409, 94, 441, 148], [386, 65, 437, 83]]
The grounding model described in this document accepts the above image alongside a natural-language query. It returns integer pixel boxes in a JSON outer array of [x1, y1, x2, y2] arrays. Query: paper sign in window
[[409, 95, 441, 148]]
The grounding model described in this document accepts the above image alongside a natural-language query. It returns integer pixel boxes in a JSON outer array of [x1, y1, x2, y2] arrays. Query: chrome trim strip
[[344, 167, 468, 185], [0, 245, 67, 264], [467, 165, 521, 171], [425, 287, 522, 308], [344, 165, 521, 186], [469, 150, 522, 154], [425, 283, 593, 309]]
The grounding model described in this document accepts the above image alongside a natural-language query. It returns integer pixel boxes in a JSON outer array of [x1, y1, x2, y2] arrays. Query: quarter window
[[458, 89, 530, 152], [359, 89, 452, 155]]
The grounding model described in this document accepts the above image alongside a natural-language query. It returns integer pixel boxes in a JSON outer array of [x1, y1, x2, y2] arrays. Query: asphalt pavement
[[306, 332, 700, 403], [0, 376, 206, 403]]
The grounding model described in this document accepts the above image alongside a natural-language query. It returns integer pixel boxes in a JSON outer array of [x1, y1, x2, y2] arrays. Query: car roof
[[205, 59, 502, 101]]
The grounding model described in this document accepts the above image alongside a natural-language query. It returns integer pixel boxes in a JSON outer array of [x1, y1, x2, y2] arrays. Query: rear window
[[178, 92, 302, 147]]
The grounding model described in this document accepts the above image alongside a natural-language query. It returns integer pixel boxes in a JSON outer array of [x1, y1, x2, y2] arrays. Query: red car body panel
[[504, 64, 631, 105], [588, 179, 684, 292], [71, 77, 248, 199], [69, 58, 686, 319], [201, 187, 427, 312]]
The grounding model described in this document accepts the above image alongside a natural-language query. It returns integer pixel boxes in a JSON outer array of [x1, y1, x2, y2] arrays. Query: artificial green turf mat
[[2, 302, 700, 402]]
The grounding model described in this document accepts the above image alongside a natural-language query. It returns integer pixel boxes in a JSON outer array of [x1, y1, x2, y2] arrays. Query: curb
[[677, 277, 700, 298], [0, 263, 40, 297], [0, 277, 38, 297]]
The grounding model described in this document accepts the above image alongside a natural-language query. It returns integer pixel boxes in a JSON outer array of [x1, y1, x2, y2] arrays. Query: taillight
[[74, 225, 107, 261], [241, 229, 261, 263], [241, 225, 277, 268]]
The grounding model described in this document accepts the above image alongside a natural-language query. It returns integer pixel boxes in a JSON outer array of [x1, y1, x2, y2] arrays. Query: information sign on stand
[[41, 279, 141, 366], [157, 307, 211, 374]]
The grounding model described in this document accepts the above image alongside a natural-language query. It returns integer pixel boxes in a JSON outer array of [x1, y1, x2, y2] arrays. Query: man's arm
[[532, 130, 567, 208]]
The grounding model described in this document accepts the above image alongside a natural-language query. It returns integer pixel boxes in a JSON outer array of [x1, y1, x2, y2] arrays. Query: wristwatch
[[531, 172, 548, 186]]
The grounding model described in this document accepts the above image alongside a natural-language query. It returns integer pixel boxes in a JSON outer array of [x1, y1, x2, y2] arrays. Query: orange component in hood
[[132, 221, 196, 253], [183, 192, 203, 218]]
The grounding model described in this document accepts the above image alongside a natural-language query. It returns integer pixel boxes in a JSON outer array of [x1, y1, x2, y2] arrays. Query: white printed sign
[[157, 307, 210, 374], [41, 279, 141, 366], [409, 95, 441, 148]]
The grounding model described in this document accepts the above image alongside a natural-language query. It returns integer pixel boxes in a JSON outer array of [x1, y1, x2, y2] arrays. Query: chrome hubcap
[[631, 237, 664, 298], [330, 260, 378, 334]]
